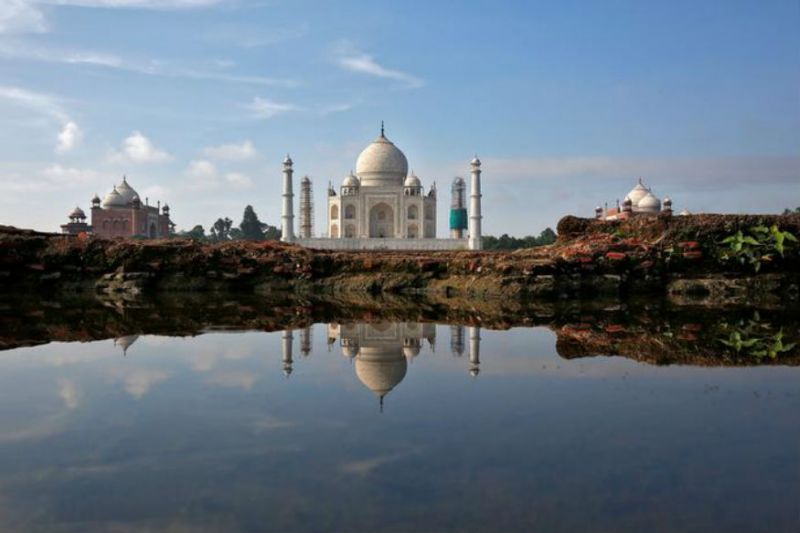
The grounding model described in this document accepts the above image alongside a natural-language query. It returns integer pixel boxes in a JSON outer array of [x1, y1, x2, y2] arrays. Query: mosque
[[61, 177, 173, 238], [595, 178, 682, 221], [280, 323, 482, 410], [280, 124, 484, 250]]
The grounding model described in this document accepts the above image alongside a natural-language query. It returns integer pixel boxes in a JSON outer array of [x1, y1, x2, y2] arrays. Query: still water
[[0, 317, 798, 532]]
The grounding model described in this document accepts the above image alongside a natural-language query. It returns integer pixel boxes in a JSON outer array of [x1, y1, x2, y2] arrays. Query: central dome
[[355, 131, 409, 187]]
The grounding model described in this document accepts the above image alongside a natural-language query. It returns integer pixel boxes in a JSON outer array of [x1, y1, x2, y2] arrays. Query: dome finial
[[379, 394, 384, 413]]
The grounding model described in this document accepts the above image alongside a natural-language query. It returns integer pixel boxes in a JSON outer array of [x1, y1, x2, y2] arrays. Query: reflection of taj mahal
[[279, 124, 484, 251], [280, 323, 482, 409]]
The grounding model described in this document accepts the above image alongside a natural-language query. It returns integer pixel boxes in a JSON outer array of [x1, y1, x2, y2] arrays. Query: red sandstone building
[[61, 177, 173, 238]]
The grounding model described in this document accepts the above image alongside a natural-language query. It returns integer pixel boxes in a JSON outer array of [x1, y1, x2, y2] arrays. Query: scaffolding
[[299, 176, 314, 239], [449, 177, 467, 238]]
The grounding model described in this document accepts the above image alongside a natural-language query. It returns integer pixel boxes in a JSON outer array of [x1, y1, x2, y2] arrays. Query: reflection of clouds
[[251, 415, 298, 433], [122, 369, 169, 399], [205, 371, 258, 391], [339, 449, 421, 477], [57, 378, 80, 409], [190, 350, 218, 372], [186, 339, 256, 372], [0, 414, 68, 444]]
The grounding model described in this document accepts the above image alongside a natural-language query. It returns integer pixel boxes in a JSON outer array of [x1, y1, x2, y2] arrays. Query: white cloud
[[202, 140, 256, 161], [111, 131, 172, 164], [0, 85, 69, 123], [474, 155, 800, 189], [183, 160, 252, 190], [224, 172, 252, 188], [334, 43, 423, 89], [0, 0, 47, 35], [40, 0, 224, 9], [245, 96, 301, 119], [56, 121, 82, 153], [0, 42, 297, 87], [43, 164, 101, 185]]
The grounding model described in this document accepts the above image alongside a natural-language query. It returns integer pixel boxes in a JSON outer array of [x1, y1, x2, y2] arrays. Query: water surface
[[0, 311, 798, 532]]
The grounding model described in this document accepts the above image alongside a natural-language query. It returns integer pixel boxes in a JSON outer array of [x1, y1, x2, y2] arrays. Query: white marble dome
[[637, 192, 662, 213], [404, 173, 421, 188], [627, 180, 650, 206], [355, 133, 409, 187], [115, 177, 139, 204], [101, 186, 126, 208], [342, 172, 360, 188]]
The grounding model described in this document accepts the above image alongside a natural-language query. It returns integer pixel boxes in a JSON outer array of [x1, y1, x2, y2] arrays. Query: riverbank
[[2, 213, 799, 304]]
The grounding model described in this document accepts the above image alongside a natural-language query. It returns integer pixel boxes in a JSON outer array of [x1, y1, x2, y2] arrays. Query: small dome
[[403, 344, 420, 358], [162, 202, 169, 211], [663, 196, 672, 205], [355, 130, 409, 187], [623, 196, 633, 205], [627, 179, 650, 206], [283, 154, 293, 166], [404, 173, 421, 188], [471, 155, 481, 166], [101, 186, 126, 208], [115, 177, 139, 205], [342, 345, 359, 358], [342, 172, 360, 188], [679, 209, 691, 216], [91, 194, 100, 204], [636, 192, 661, 213], [301, 175, 311, 184], [69, 206, 85, 219]]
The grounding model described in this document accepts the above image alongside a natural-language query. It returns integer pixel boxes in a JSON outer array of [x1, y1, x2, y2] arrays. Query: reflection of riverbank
[[0, 293, 798, 366]]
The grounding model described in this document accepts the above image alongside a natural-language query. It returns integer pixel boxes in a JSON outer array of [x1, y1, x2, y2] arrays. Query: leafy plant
[[718, 224, 797, 272], [716, 313, 797, 361]]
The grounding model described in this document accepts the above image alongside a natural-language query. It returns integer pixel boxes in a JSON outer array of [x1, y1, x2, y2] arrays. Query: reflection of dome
[[403, 344, 420, 358], [355, 129, 409, 187], [354, 347, 407, 401], [627, 179, 650, 206], [637, 192, 661, 213], [114, 335, 139, 354]]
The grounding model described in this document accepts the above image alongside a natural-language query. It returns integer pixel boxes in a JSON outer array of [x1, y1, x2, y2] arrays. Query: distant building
[[595, 178, 673, 221], [60, 206, 91, 235], [61, 176, 173, 238]]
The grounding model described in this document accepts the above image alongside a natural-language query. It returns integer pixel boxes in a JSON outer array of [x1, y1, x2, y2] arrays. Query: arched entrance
[[369, 203, 394, 238], [149, 223, 157, 238]]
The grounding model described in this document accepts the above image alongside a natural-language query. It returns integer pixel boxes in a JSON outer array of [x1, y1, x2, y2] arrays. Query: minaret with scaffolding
[[299, 176, 314, 239]]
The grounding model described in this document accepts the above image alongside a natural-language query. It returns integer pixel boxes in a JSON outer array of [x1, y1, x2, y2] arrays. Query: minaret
[[299, 176, 313, 239], [281, 154, 295, 242], [468, 326, 481, 377], [281, 329, 294, 376], [468, 156, 483, 250]]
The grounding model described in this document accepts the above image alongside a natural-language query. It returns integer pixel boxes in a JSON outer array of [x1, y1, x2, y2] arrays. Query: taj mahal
[[280, 123, 483, 250]]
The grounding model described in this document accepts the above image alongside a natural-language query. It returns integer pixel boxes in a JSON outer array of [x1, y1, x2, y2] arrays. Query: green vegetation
[[717, 313, 797, 361], [718, 224, 797, 272], [178, 205, 280, 242], [782, 207, 800, 215], [483, 228, 557, 250]]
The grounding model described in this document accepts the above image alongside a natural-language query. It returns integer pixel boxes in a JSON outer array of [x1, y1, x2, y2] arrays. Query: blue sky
[[1, 0, 798, 236]]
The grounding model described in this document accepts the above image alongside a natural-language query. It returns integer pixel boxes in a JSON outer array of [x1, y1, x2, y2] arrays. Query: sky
[[0, 0, 798, 237]]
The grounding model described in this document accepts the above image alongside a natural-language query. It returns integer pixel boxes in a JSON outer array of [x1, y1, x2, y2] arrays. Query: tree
[[186, 225, 205, 240], [783, 207, 800, 215], [482, 227, 558, 250], [209, 217, 233, 242], [240, 205, 265, 240]]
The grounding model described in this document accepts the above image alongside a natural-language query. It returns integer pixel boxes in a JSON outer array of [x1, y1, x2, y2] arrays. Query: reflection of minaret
[[469, 326, 481, 377], [300, 326, 312, 357], [450, 325, 465, 356], [281, 330, 294, 377]]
